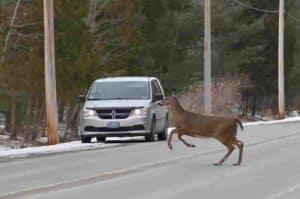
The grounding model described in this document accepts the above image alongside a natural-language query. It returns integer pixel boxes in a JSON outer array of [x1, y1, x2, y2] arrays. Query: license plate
[[107, 122, 120, 128]]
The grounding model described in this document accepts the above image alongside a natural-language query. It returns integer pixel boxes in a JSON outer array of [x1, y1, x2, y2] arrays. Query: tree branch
[[1, 0, 21, 64], [11, 32, 43, 40], [13, 22, 37, 28]]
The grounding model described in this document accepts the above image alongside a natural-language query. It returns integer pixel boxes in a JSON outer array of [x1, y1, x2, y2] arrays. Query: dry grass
[[178, 74, 250, 117]]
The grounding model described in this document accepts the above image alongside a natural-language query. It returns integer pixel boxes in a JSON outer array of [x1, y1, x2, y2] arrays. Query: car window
[[151, 81, 158, 96], [153, 80, 162, 94], [87, 81, 150, 100], [151, 80, 162, 101]]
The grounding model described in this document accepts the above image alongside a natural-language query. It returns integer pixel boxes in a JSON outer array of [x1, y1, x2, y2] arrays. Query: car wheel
[[145, 118, 156, 142], [97, 137, 106, 142], [81, 136, 91, 143], [158, 118, 168, 141]]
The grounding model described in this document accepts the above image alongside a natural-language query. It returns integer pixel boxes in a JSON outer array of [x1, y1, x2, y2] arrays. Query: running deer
[[158, 89, 244, 166]]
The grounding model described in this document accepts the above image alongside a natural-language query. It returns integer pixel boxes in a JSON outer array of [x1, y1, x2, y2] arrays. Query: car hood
[[84, 99, 151, 109]]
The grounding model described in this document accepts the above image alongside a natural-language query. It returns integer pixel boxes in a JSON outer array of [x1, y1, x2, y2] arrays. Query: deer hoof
[[213, 163, 222, 166], [233, 162, 241, 166], [168, 144, 173, 150], [187, 144, 195, 148]]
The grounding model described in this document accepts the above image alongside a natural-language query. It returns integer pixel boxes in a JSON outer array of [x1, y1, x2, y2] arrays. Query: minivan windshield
[[87, 81, 150, 100]]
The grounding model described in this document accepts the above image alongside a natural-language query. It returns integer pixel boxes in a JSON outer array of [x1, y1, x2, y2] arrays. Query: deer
[[158, 88, 244, 166]]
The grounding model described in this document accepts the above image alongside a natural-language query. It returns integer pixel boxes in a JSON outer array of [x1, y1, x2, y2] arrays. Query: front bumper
[[79, 115, 151, 137]]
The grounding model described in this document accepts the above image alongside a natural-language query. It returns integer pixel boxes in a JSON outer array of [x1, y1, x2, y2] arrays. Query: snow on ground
[[0, 145, 9, 151], [0, 140, 119, 159], [0, 134, 9, 140], [0, 116, 299, 159], [0, 136, 147, 159], [243, 116, 300, 126], [0, 135, 11, 151], [167, 116, 300, 134]]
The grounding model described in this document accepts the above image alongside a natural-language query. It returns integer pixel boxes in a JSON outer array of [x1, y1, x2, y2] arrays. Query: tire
[[158, 116, 168, 141], [97, 137, 106, 142], [145, 118, 156, 142], [81, 136, 91, 143]]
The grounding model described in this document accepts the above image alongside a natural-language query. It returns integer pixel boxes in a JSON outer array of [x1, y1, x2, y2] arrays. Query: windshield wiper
[[87, 98, 129, 100], [87, 98, 105, 100], [87, 97, 146, 100], [106, 98, 132, 100]]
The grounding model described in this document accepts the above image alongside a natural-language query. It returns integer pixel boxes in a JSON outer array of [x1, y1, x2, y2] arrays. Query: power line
[[231, 0, 300, 25], [285, 12, 300, 24], [231, 0, 279, 14]]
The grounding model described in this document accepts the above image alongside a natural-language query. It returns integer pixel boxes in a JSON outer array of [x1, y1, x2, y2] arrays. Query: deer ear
[[171, 88, 177, 97]]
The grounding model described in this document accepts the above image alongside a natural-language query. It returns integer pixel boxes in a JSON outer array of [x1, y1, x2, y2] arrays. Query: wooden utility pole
[[204, 0, 212, 114], [44, 0, 59, 144], [278, 0, 285, 119]]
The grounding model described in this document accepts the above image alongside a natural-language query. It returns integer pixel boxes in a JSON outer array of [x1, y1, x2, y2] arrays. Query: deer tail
[[235, 119, 244, 131]]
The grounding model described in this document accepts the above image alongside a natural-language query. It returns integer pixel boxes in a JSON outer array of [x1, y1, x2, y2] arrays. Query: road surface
[[0, 121, 300, 199]]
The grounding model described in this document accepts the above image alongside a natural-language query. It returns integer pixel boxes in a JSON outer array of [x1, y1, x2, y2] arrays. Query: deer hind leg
[[178, 133, 195, 148], [232, 137, 244, 166], [214, 143, 235, 166]]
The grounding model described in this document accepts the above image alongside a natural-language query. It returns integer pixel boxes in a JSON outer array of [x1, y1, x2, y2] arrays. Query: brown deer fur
[[158, 90, 244, 166]]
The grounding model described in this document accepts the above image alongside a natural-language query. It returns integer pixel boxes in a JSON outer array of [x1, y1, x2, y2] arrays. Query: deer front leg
[[178, 133, 195, 148], [167, 129, 176, 150]]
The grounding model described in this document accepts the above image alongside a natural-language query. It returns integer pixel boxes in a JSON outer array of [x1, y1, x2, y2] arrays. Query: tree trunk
[[5, 108, 11, 133], [251, 95, 257, 117], [58, 99, 64, 123], [24, 94, 33, 142], [242, 95, 249, 116], [66, 104, 80, 140], [31, 95, 39, 141], [10, 95, 17, 140], [38, 102, 46, 137]]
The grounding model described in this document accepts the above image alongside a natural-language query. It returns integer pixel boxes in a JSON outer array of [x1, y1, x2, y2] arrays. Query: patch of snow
[[0, 134, 9, 139], [244, 116, 300, 126], [35, 137, 48, 144], [0, 141, 119, 159], [0, 145, 10, 151], [167, 116, 300, 134]]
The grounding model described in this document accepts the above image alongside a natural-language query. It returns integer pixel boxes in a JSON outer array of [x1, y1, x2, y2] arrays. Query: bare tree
[[1, 0, 21, 63]]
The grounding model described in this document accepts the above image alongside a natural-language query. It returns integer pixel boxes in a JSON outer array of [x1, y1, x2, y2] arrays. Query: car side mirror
[[77, 95, 86, 103], [154, 93, 164, 102]]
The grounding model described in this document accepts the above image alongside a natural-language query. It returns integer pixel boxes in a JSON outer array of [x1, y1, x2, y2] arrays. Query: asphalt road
[[1, 121, 300, 199]]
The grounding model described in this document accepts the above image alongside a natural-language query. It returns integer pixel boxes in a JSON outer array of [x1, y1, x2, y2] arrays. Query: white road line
[[267, 184, 300, 199]]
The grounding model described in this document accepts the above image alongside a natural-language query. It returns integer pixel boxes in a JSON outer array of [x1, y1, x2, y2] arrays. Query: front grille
[[96, 108, 132, 120], [84, 125, 145, 132]]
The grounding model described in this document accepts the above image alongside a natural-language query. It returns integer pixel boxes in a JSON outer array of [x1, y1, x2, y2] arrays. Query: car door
[[151, 80, 165, 132]]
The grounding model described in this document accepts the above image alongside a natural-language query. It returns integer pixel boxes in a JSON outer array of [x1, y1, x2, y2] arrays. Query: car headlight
[[131, 107, 149, 116], [83, 108, 97, 117]]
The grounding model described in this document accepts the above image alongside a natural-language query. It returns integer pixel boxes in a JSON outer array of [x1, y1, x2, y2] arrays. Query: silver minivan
[[79, 77, 169, 143]]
